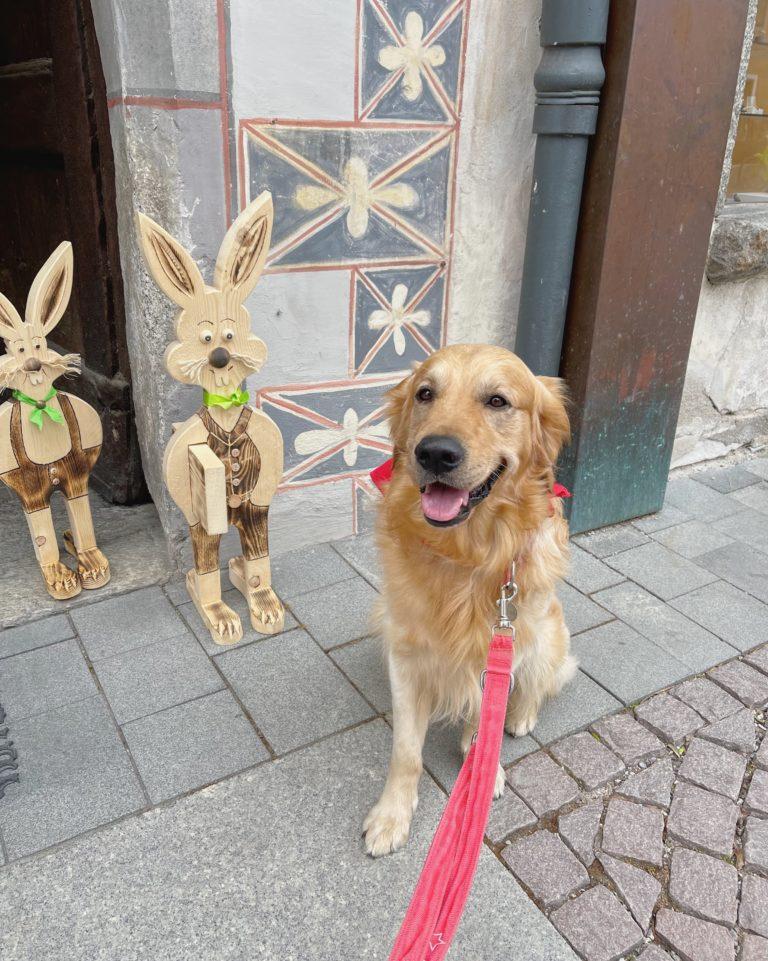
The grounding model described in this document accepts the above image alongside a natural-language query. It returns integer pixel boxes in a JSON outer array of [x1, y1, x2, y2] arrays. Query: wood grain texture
[[138, 193, 285, 643], [0, 243, 108, 598]]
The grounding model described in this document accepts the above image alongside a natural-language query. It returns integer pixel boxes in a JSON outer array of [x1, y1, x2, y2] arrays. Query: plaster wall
[[674, 0, 768, 467], [90, 0, 538, 562]]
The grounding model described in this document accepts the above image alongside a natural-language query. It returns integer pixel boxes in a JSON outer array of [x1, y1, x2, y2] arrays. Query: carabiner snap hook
[[496, 561, 519, 629]]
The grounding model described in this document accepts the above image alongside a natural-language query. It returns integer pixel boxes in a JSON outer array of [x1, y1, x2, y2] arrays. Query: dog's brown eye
[[487, 395, 509, 409], [416, 386, 433, 403]]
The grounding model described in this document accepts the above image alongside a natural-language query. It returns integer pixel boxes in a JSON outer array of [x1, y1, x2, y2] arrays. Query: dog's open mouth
[[420, 464, 505, 527]]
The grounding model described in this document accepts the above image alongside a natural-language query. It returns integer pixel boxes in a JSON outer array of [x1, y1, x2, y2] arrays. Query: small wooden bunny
[[0, 242, 110, 599], [136, 192, 285, 645]]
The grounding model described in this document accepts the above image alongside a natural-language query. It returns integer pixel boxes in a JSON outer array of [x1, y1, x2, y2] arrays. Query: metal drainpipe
[[514, 0, 610, 376]]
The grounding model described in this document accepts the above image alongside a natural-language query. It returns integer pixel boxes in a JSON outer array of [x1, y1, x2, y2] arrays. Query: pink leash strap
[[388, 628, 515, 961]]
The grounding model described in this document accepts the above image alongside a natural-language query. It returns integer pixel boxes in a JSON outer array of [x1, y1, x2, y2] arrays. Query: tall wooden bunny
[[0, 242, 110, 599], [136, 192, 284, 645]]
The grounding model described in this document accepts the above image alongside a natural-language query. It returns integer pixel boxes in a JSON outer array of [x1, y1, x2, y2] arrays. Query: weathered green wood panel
[[559, 0, 749, 534]]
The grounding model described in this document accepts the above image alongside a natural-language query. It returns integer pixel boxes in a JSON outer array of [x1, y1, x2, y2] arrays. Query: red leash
[[387, 624, 515, 961]]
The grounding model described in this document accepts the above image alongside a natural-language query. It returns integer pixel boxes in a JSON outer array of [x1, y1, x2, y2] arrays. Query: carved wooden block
[[0, 242, 110, 599], [137, 191, 285, 645]]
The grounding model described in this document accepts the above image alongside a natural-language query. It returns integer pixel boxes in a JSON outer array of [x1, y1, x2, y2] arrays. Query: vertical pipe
[[514, 0, 610, 376]]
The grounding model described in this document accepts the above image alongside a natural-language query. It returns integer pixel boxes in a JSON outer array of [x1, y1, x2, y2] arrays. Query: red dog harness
[[371, 458, 570, 959]]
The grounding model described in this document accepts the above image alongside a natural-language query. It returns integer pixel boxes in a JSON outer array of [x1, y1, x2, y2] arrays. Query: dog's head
[[386, 344, 569, 527]]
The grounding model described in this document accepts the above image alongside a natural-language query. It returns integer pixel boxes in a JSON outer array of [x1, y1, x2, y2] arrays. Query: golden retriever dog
[[363, 343, 576, 857]]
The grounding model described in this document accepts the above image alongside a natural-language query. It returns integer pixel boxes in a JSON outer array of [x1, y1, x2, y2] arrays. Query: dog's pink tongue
[[421, 482, 469, 522]]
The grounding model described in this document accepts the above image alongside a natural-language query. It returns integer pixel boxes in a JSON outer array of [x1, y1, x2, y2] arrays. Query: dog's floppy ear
[[531, 375, 570, 468], [385, 364, 420, 454]]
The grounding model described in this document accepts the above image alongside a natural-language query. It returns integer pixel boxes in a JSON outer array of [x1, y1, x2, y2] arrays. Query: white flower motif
[[368, 283, 430, 355], [295, 157, 417, 239], [378, 11, 446, 102], [294, 408, 389, 467]]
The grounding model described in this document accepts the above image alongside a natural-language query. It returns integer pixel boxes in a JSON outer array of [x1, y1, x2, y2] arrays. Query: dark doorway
[[0, 0, 145, 503]]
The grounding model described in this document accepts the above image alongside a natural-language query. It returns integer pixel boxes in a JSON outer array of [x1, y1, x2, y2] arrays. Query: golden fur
[[363, 344, 576, 857]]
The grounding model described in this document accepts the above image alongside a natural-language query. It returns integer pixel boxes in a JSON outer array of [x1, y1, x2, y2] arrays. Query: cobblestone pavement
[[1, 455, 768, 959]]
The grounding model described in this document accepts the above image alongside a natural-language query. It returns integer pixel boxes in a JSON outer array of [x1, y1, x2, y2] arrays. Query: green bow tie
[[202, 388, 250, 410], [12, 387, 64, 430]]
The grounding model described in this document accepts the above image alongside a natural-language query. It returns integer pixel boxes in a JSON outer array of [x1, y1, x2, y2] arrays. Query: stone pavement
[[1, 454, 768, 959]]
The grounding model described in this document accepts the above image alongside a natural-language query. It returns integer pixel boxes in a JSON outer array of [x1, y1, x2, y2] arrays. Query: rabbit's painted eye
[[18, 347, 25, 354], [199, 330, 214, 345], [223, 330, 234, 341]]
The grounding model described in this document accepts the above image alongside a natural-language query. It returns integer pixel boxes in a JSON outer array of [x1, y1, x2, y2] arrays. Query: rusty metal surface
[[560, 0, 749, 533]]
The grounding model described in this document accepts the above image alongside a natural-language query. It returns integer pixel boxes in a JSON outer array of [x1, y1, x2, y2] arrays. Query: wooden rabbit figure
[[136, 192, 285, 645], [0, 242, 110, 599]]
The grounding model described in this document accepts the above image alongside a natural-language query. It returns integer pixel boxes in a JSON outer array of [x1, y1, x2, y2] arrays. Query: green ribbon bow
[[202, 388, 250, 410], [12, 387, 64, 430]]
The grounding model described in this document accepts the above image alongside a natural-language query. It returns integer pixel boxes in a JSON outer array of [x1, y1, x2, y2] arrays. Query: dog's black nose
[[415, 435, 465, 475], [208, 347, 231, 369]]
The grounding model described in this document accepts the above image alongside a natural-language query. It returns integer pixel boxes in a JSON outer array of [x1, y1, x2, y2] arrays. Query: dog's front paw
[[505, 703, 538, 738], [494, 764, 506, 799], [363, 799, 415, 857]]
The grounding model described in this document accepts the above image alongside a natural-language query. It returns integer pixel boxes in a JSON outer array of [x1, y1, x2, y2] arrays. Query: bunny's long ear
[[26, 242, 73, 335], [0, 291, 23, 341], [135, 212, 204, 308], [214, 191, 273, 302]]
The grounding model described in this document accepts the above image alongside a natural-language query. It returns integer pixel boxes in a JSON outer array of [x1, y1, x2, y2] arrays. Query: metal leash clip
[[496, 561, 519, 630]]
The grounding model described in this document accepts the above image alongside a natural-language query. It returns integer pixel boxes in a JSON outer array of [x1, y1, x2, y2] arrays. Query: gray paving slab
[[177, 587, 298, 657], [572, 621, 691, 705], [695, 464, 762, 493], [0, 639, 96, 722], [677, 737, 747, 801], [331, 532, 383, 590], [502, 830, 588, 908], [672, 676, 743, 722], [635, 692, 705, 743], [714, 507, 768, 556], [549, 731, 624, 789], [216, 628, 373, 754], [593, 581, 736, 671], [163, 577, 189, 606], [422, 721, 537, 791], [571, 523, 650, 558], [651, 519, 734, 559], [696, 542, 768, 604], [632, 503, 690, 533], [564, 543, 625, 595], [746, 457, 768, 480], [558, 801, 602, 865], [601, 796, 665, 866], [485, 788, 537, 844], [670, 580, 768, 652], [329, 636, 391, 713], [532, 670, 622, 744], [71, 586, 187, 661], [0, 614, 74, 659], [289, 576, 379, 649], [667, 781, 739, 857], [122, 690, 269, 803], [664, 475, 743, 521], [557, 581, 614, 637], [656, 908, 737, 961], [732, 482, 768, 515], [271, 542, 358, 600], [709, 659, 768, 707], [605, 542, 718, 601], [0, 721, 578, 961], [93, 633, 224, 724], [668, 847, 738, 926], [0, 697, 144, 860], [591, 712, 666, 764], [506, 751, 579, 817], [550, 885, 644, 961], [598, 853, 661, 933]]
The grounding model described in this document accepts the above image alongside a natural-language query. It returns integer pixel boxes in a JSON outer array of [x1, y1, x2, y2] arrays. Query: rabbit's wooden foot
[[186, 570, 243, 645], [63, 532, 111, 589], [228, 556, 285, 635], [41, 561, 81, 600]]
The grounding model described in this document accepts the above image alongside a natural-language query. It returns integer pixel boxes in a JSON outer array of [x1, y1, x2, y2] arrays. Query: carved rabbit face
[[137, 193, 273, 395], [0, 243, 80, 400]]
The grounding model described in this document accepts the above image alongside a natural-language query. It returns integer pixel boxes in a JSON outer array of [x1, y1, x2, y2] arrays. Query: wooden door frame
[[559, 0, 749, 533]]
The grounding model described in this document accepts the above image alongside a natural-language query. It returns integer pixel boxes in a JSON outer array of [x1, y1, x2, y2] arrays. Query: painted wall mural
[[241, 0, 471, 534]]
